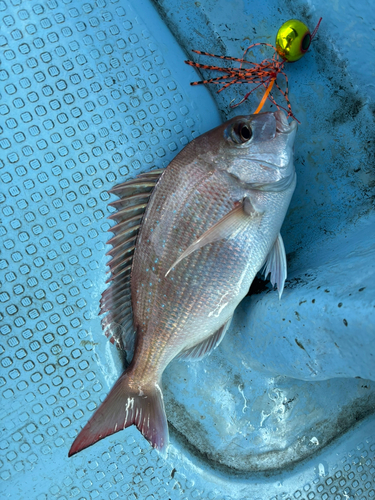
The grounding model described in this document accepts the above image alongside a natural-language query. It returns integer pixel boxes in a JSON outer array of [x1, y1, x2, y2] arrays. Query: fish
[[68, 109, 297, 457]]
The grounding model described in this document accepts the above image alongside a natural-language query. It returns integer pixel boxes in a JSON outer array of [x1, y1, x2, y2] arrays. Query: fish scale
[[134, 173, 231, 336], [69, 110, 297, 456], [131, 160, 279, 374]]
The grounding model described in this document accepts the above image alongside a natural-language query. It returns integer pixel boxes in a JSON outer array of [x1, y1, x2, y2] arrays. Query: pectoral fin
[[247, 172, 296, 193], [263, 233, 287, 299], [166, 196, 260, 277]]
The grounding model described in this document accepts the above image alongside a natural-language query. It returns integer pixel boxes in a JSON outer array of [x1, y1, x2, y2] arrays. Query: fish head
[[214, 110, 297, 186]]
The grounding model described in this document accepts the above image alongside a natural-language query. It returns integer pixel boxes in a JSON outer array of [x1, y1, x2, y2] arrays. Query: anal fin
[[177, 318, 232, 361]]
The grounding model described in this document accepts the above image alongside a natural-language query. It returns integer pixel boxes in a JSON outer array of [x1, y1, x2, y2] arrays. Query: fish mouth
[[275, 110, 297, 134]]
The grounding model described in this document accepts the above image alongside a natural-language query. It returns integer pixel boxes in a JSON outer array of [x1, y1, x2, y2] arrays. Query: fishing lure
[[185, 18, 322, 122]]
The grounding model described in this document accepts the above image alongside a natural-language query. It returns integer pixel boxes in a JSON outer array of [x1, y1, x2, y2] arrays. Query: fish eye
[[231, 122, 253, 144], [240, 124, 252, 141]]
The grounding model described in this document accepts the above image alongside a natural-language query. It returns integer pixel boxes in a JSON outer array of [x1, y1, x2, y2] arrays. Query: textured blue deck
[[1, 0, 374, 498]]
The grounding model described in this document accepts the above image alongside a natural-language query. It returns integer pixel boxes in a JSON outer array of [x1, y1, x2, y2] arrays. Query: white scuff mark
[[238, 384, 248, 414], [102, 340, 120, 386], [89, 328, 119, 385], [241, 360, 252, 371], [208, 292, 229, 318], [88, 318, 122, 387], [310, 436, 319, 446], [266, 387, 288, 419], [267, 387, 282, 402], [318, 462, 326, 477], [260, 410, 271, 427], [138, 386, 144, 397]]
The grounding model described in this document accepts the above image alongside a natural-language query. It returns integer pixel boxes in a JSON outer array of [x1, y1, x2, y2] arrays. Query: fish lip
[[275, 110, 297, 134]]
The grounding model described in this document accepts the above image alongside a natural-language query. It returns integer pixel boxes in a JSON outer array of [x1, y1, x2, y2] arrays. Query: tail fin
[[68, 371, 169, 457]]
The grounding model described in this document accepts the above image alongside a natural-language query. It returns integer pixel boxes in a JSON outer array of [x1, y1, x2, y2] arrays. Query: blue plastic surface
[[1, 0, 374, 498]]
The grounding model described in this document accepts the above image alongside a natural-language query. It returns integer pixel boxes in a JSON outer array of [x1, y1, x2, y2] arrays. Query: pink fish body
[[69, 110, 297, 457]]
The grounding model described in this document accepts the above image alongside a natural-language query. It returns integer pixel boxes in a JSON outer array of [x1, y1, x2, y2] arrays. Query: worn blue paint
[[0, 0, 374, 498]]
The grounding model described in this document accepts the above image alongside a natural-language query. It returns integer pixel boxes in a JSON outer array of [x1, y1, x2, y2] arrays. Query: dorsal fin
[[108, 203, 149, 224], [100, 169, 164, 352], [176, 318, 232, 361], [105, 253, 134, 280], [108, 193, 152, 211], [106, 235, 137, 258], [108, 215, 143, 236], [106, 225, 141, 249]]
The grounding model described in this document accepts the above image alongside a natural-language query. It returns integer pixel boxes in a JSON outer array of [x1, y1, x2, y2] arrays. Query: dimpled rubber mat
[[1, 0, 375, 499], [0, 0, 221, 497]]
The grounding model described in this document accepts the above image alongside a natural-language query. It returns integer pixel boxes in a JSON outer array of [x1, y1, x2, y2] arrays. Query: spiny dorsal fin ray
[[108, 215, 143, 236], [101, 169, 164, 350], [107, 225, 141, 249], [102, 309, 132, 331], [138, 168, 165, 176], [107, 249, 135, 274], [108, 203, 149, 223], [106, 255, 134, 280], [100, 283, 130, 306], [100, 292, 131, 315], [105, 264, 132, 284], [108, 182, 156, 198], [108, 169, 165, 197], [101, 280, 131, 314], [106, 235, 137, 258], [108, 193, 151, 211]]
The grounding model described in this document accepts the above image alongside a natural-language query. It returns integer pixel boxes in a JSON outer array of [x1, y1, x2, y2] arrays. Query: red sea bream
[[69, 110, 297, 456]]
